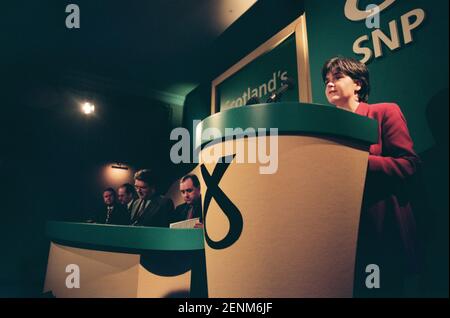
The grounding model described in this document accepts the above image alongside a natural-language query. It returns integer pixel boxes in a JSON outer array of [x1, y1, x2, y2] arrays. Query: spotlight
[[82, 102, 95, 114]]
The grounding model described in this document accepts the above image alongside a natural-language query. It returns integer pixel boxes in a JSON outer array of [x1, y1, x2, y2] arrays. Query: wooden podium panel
[[193, 103, 377, 297], [43, 223, 205, 298], [200, 135, 369, 297], [44, 243, 192, 298]]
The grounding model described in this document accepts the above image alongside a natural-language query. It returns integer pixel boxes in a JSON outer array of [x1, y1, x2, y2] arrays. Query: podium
[[44, 102, 377, 298], [194, 102, 378, 297], [43, 221, 206, 297]]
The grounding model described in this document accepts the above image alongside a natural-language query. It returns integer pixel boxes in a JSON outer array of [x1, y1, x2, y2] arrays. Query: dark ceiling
[[2, 0, 257, 108]]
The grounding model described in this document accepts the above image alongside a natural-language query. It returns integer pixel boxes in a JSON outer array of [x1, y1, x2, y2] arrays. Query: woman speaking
[[322, 56, 421, 297]]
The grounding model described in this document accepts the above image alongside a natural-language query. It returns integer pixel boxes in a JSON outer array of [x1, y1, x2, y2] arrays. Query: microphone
[[266, 77, 294, 103]]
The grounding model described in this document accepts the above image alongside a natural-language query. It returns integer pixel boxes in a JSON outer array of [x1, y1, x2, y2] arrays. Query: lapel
[[131, 198, 145, 222], [141, 198, 156, 219], [129, 199, 138, 219], [134, 196, 157, 222]]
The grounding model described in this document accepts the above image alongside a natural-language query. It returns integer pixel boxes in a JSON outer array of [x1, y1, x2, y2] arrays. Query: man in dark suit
[[117, 183, 138, 219], [171, 174, 203, 228], [98, 188, 130, 225], [131, 169, 174, 227]]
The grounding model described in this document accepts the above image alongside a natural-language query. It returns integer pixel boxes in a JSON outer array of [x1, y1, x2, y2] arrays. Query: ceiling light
[[111, 163, 129, 170], [82, 102, 95, 114]]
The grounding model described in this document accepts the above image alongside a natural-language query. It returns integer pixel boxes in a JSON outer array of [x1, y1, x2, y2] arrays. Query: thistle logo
[[364, 4, 381, 29], [201, 154, 243, 250]]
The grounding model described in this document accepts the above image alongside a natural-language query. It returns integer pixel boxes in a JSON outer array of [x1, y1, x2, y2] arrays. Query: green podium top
[[196, 103, 378, 148], [46, 221, 205, 252]]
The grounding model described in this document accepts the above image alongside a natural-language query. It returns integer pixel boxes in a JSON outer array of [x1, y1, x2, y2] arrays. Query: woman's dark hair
[[321, 56, 370, 102]]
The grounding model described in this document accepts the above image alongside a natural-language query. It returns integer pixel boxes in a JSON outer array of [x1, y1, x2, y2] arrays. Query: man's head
[[103, 188, 116, 206], [179, 174, 201, 206], [134, 169, 156, 200], [117, 183, 136, 205]]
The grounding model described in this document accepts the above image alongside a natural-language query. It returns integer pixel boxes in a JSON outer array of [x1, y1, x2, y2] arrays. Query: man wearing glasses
[[131, 169, 174, 227]]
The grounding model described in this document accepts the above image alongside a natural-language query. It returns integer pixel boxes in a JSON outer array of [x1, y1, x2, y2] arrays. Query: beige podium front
[[43, 222, 206, 298], [194, 103, 378, 297]]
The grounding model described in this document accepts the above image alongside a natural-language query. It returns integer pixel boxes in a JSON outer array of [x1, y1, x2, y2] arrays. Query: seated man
[[131, 169, 174, 227], [97, 188, 130, 225], [117, 183, 138, 219], [171, 174, 203, 228]]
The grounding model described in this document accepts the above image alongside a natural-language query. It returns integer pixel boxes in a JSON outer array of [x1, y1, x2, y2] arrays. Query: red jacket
[[355, 102, 421, 273]]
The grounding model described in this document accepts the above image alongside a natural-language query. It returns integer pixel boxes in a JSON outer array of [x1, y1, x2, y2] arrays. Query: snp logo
[[344, 0, 426, 63], [65, 264, 80, 289]]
